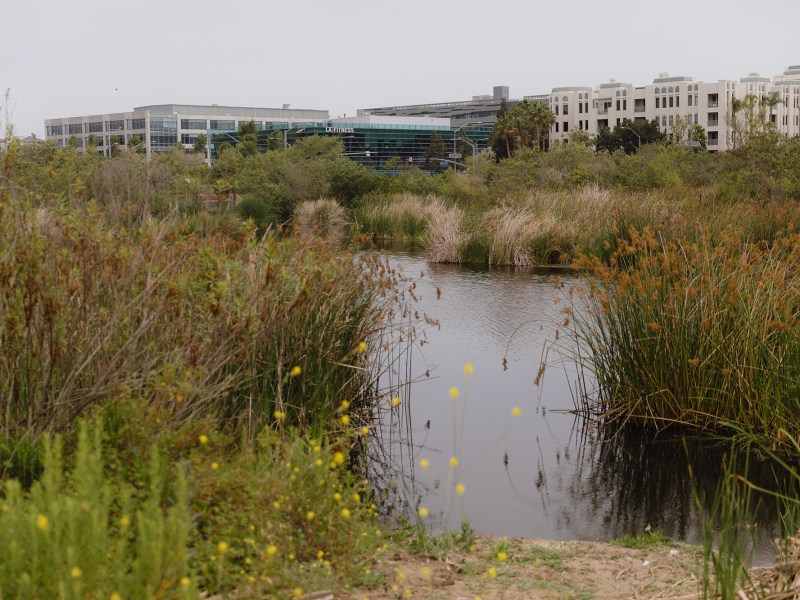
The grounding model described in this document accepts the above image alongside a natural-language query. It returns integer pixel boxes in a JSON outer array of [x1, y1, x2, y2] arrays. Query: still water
[[374, 249, 785, 562]]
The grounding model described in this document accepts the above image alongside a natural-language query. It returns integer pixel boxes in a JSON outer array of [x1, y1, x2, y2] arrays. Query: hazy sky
[[3, 0, 799, 137]]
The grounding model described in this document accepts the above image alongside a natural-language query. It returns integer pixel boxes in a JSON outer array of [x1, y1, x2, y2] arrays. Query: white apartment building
[[44, 104, 329, 158], [549, 65, 800, 151]]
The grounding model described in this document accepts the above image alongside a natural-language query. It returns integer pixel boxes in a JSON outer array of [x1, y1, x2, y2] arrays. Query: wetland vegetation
[[2, 117, 800, 597]]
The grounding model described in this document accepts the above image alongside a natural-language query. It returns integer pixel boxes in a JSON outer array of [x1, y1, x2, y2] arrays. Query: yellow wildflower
[[418, 507, 429, 518], [341, 508, 351, 518], [456, 483, 466, 495], [449, 457, 459, 468], [464, 363, 473, 374], [290, 366, 302, 377], [449, 387, 459, 399], [36, 514, 49, 531], [511, 406, 521, 417], [419, 458, 430, 469], [180, 577, 191, 588], [217, 541, 229, 553], [70, 567, 82, 578], [198, 434, 209, 445]]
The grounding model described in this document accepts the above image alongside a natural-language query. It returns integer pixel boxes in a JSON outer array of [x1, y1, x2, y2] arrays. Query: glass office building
[[209, 115, 493, 170]]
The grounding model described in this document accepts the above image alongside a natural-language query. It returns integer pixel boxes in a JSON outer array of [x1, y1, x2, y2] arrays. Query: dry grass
[[426, 200, 465, 263], [293, 198, 347, 234]]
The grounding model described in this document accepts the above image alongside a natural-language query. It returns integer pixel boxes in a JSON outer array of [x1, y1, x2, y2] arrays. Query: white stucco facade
[[549, 65, 800, 151]]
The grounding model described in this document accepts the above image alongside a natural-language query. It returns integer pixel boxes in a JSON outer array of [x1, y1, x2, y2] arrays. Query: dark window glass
[[181, 119, 208, 129]]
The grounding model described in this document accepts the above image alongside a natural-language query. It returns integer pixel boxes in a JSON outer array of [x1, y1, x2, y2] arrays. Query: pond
[[373, 248, 788, 564]]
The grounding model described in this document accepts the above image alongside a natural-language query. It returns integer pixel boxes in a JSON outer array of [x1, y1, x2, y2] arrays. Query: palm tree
[[761, 93, 783, 127]]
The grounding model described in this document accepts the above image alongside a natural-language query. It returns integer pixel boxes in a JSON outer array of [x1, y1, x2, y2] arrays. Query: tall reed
[[574, 227, 800, 449], [0, 193, 400, 441]]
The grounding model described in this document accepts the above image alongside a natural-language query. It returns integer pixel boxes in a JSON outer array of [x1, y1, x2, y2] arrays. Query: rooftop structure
[[358, 86, 549, 128]]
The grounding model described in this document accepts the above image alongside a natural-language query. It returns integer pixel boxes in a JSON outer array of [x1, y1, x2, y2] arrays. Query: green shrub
[[0, 423, 195, 600]]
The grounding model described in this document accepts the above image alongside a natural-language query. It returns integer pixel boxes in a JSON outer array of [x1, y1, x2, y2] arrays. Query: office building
[[210, 115, 493, 170], [358, 86, 548, 127], [44, 104, 329, 157]]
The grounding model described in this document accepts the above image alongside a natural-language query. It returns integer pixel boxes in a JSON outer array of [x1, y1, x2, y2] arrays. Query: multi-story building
[[358, 86, 548, 127], [44, 104, 329, 157], [209, 115, 494, 170], [548, 65, 800, 151]]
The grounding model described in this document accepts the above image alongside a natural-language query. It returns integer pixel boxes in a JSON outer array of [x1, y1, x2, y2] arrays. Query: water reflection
[[372, 248, 790, 563]]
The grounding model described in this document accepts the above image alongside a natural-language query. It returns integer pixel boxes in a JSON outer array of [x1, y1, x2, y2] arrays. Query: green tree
[[511, 100, 555, 150], [688, 124, 707, 150], [489, 99, 514, 160], [127, 135, 144, 154], [425, 132, 446, 172], [237, 120, 259, 157], [193, 133, 207, 156], [85, 134, 99, 157], [595, 119, 664, 154]]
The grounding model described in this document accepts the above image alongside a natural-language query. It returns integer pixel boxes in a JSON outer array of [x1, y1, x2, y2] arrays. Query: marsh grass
[[574, 226, 800, 449], [293, 197, 347, 234], [0, 192, 400, 441]]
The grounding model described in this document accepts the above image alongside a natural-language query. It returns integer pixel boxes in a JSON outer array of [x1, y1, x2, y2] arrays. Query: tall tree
[[595, 119, 665, 154], [193, 133, 207, 156], [489, 99, 514, 160], [425, 131, 446, 172]]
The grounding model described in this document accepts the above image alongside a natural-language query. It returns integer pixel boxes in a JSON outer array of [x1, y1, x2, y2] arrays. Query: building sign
[[325, 126, 355, 133]]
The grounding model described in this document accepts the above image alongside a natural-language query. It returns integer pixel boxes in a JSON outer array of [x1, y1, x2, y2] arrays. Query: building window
[[668, 115, 673, 125], [68, 123, 83, 135], [616, 100, 620, 111], [108, 119, 124, 131], [128, 118, 145, 130], [563, 122, 568, 132], [555, 122, 559, 132], [88, 122, 103, 133], [623, 99, 627, 110], [579, 103, 583, 114], [555, 105, 559, 115], [708, 112, 719, 126], [181, 134, 198, 144], [46, 125, 63, 136], [562, 105, 568, 115], [656, 97, 660, 109], [669, 97, 674, 108], [662, 116, 667, 126], [210, 119, 235, 130], [688, 95, 693, 107], [181, 119, 208, 129], [708, 93, 719, 107], [675, 96, 679, 107]]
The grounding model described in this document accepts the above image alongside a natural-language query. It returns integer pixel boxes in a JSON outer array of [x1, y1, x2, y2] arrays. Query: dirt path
[[350, 536, 705, 600]]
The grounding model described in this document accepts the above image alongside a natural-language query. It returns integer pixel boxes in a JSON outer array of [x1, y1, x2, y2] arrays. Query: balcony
[[634, 106, 646, 113], [596, 108, 608, 115], [708, 138, 719, 146], [708, 101, 719, 108], [707, 120, 719, 127]]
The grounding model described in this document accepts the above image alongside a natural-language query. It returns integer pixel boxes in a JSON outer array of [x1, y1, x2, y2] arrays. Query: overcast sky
[[3, 0, 799, 137]]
